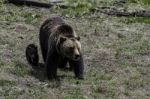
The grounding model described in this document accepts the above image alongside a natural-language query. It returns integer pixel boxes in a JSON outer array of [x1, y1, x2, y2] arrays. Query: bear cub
[[39, 16, 84, 80], [26, 44, 39, 66]]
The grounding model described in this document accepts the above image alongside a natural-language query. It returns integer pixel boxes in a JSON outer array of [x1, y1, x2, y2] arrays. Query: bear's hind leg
[[46, 52, 58, 80], [40, 38, 48, 62], [41, 47, 47, 62]]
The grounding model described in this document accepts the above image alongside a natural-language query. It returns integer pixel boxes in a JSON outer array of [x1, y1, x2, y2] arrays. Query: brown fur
[[39, 16, 84, 80]]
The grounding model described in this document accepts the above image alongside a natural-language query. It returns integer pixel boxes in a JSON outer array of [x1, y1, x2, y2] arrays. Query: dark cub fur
[[26, 44, 39, 66]]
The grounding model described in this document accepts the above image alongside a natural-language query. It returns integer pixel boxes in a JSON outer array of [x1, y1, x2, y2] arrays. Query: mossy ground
[[0, 0, 150, 99]]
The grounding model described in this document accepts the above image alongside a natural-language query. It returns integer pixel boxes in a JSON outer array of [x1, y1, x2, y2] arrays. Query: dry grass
[[0, 0, 150, 99]]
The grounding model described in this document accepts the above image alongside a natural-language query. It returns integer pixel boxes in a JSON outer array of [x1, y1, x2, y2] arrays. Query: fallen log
[[7, 0, 68, 9], [97, 7, 150, 17]]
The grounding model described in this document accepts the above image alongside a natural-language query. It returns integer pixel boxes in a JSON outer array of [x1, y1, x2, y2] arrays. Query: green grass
[[62, 0, 96, 17], [62, 88, 85, 99], [0, 0, 150, 99], [10, 61, 31, 77], [0, 80, 16, 86], [122, 17, 150, 24], [121, 0, 150, 24]]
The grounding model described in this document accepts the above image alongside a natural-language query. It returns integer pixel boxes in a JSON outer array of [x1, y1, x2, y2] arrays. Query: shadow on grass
[[30, 63, 47, 82], [30, 63, 70, 82]]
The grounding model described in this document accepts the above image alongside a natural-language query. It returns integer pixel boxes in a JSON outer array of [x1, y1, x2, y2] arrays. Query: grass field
[[0, 0, 150, 99]]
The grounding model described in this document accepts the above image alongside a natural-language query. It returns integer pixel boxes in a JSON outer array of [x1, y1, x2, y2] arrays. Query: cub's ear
[[60, 36, 67, 42], [76, 36, 80, 41]]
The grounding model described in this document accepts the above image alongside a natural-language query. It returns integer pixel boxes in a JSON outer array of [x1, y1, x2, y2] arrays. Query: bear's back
[[40, 16, 65, 35], [39, 16, 66, 50]]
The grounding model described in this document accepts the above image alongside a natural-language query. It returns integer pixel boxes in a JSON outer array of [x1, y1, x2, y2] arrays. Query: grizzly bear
[[39, 16, 84, 80], [26, 44, 39, 66]]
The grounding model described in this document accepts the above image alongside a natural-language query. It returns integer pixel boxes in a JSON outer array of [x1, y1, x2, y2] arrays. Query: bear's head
[[57, 36, 81, 61]]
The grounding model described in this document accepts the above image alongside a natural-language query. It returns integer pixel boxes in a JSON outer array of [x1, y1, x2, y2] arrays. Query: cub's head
[[27, 44, 38, 60], [57, 36, 81, 61]]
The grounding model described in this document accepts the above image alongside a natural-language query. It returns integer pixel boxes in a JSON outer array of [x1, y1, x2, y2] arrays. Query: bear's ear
[[76, 36, 80, 41], [60, 36, 67, 42]]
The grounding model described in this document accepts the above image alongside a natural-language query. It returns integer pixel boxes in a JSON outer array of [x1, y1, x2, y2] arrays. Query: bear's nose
[[75, 54, 80, 60]]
